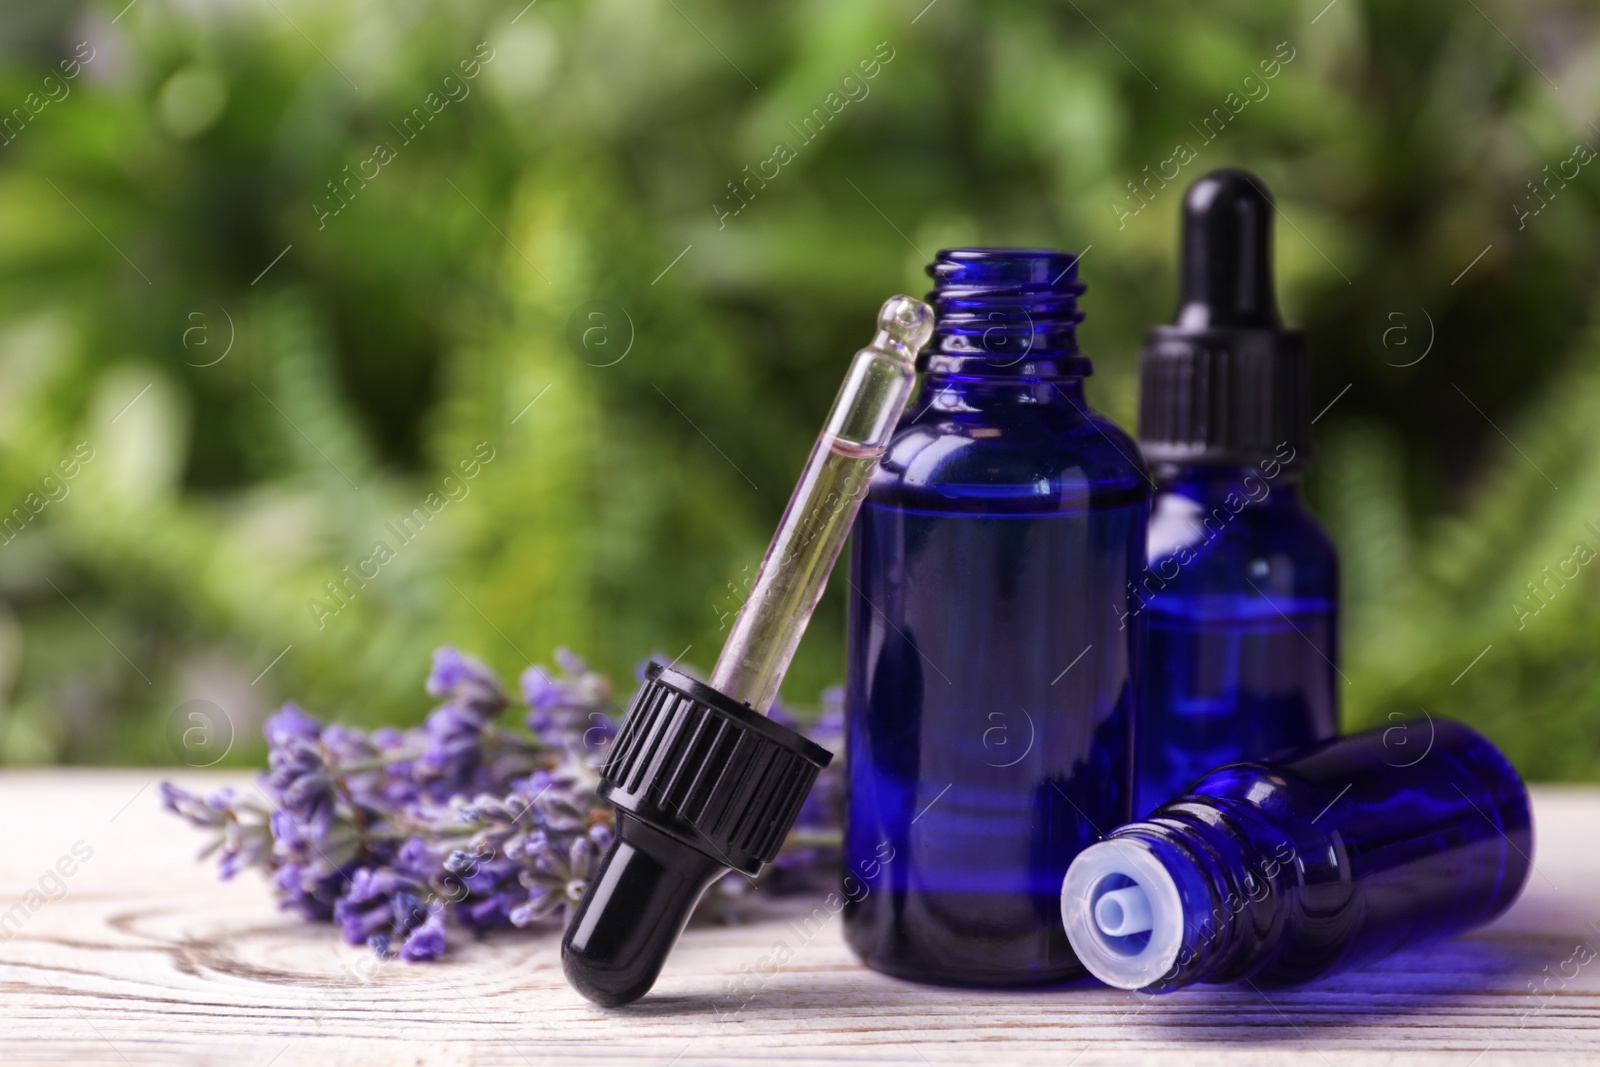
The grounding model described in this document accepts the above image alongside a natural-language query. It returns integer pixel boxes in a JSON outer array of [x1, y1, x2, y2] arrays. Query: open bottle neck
[[1119, 799, 1307, 990], [923, 247, 1093, 379]]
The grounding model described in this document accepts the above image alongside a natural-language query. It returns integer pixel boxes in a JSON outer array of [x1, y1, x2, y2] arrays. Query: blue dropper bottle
[[843, 249, 1148, 985], [1133, 169, 1339, 816], [1061, 717, 1532, 992]]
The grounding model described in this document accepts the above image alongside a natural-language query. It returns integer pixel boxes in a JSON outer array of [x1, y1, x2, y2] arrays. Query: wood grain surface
[[1, 769, 1597, 1066]]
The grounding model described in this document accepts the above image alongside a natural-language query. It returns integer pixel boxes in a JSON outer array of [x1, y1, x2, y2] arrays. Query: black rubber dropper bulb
[[561, 297, 937, 1008], [560, 664, 832, 1007], [1139, 167, 1310, 468], [1174, 168, 1281, 330]]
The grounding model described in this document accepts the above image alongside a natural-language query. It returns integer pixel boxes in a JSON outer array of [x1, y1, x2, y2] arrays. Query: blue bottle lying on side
[[844, 248, 1148, 986], [1133, 168, 1339, 816], [1062, 717, 1532, 992]]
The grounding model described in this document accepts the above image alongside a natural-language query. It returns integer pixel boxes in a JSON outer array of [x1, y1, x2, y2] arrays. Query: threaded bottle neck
[[1136, 799, 1304, 988], [923, 248, 1091, 378], [1063, 797, 1303, 991]]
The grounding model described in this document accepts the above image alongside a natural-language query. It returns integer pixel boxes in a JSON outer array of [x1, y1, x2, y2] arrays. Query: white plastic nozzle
[[1094, 885, 1154, 937]]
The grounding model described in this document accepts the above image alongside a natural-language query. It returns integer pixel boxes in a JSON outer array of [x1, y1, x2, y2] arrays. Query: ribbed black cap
[[562, 663, 832, 1007], [1138, 168, 1311, 469], [599, 662, 831, 873]]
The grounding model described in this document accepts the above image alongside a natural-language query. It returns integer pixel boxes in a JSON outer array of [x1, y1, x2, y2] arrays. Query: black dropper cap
[[561, 662, 831, 1007], [1138, 168, 1310, 469]]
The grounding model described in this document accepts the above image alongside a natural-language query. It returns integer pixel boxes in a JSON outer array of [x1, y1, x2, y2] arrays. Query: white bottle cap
[[1060, 838, 1185, 990]]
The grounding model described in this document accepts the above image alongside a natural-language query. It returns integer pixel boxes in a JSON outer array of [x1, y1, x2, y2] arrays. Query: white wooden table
[[3, 770, 1597, 1066]]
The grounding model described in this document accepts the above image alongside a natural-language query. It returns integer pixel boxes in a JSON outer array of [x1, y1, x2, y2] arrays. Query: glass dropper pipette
[[708, 294, 935, 711], [561, 295, 936, 1007]]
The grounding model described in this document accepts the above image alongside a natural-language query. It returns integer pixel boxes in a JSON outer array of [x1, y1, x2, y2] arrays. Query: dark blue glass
[[1062, 718, 1532, 991], [842, 248, 1149, 985], [1133, 462, 1339, 816]]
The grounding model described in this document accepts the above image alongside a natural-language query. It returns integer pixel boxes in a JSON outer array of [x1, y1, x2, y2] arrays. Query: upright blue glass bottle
[[1062, 718, 1532, 992], [843, 248, 1149, 985], [1133, 169, 1339, 816]]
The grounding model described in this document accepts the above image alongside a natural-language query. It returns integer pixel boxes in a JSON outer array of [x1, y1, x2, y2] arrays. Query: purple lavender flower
[[521, 648, 612, 741], [441, 784, 595, 931], [330, 859, 450, 959], [371, 726, 424, 807], [520, 666, 565, 719], [272, 859, 347, 921], [160, 782, 228, 829], [260, 703, 345, 835], [160, 783, 273, 881], [511, 823, 612, 927], [263, 733, 337, 838], [415, 702, 494, 799], [427, 647, 508, 714], [165, 645, 845, 962], [334, 867, 417, 945], [264, 702, 322, 747], [418, 651, 547, 800], [399, 910, 447, 961], [448, 850, 527, 930]]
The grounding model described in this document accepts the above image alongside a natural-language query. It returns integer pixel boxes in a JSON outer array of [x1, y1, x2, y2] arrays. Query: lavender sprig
[[162, 647, 842, 961]]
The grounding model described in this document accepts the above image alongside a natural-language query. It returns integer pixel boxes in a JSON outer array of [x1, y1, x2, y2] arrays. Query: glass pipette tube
[[708, 295, 935, 712]]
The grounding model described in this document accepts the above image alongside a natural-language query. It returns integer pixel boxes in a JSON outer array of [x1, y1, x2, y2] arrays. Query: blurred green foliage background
[[1, 0, 1599, 777]]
